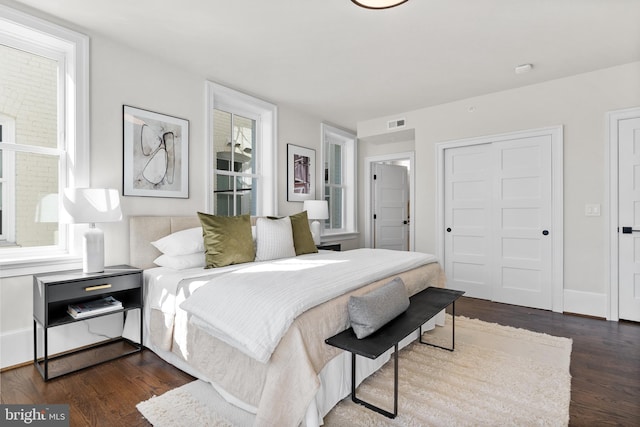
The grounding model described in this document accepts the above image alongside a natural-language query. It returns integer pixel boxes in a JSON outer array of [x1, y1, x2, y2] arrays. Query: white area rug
[[137, 316, 572, 426]]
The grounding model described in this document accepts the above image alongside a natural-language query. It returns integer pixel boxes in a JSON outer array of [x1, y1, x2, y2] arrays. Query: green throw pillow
[[197, 212, 255, 268], [289, 211, 318, 255]]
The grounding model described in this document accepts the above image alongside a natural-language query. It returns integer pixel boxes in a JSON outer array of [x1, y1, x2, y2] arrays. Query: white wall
[[277, 104, 323, 217], [357, 61, 640, 317], [0, 23, 340, 368], [92, 35, 209, 269]]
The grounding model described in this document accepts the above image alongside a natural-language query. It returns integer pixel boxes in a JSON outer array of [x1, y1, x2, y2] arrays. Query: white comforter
[[179, 248, 436, 363]]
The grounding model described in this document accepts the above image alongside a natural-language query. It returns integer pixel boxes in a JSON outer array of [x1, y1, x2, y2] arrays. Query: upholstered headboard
[[129, 216, 201, 269], [129, 215, 262, 269]]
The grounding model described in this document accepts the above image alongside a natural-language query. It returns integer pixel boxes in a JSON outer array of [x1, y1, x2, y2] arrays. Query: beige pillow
[[197, 212, 255, 268], [289, 211, 318, 255], [255, 217, 296, 261]]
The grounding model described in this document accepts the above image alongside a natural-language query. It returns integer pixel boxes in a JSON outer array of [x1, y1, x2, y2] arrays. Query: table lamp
[[35, 193, 60, 245], [303, 200, 329, 245], [62, 188, 122, 273]]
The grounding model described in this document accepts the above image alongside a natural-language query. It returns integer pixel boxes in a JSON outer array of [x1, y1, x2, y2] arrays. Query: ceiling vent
[[387, 118, 406, 130]]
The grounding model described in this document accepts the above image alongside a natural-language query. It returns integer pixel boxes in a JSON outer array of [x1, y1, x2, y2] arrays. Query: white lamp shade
[[35, 193, 59, 222], [62, 188, 122, 224], [303, 200, 329, 220]]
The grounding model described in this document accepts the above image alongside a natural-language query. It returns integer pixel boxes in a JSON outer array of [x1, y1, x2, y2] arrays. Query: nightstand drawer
[[47, 273, 141, 303], [317, 243, 341, 251]]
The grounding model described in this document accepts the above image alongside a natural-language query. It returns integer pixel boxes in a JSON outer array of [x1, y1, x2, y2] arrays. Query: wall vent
[[387, 118, 406, 130]]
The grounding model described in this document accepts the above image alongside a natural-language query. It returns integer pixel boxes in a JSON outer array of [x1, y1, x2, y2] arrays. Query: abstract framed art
[[287, 144, 316, 202], [123, 105, 189, 198]]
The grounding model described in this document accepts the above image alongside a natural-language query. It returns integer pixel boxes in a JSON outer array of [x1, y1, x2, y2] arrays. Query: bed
[[127, 215, 447, 426]]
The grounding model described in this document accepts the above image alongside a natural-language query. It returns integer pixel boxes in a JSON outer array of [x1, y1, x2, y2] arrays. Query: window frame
[[206, 82, 277, 216], [0, 5, 89, 277], [0, 116, 16, 243], [321, 123, 357, 240]]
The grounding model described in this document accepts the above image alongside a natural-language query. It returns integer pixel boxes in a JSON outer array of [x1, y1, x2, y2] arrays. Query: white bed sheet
[[181, 248, 436, 362], [134, 252, 445, 426]]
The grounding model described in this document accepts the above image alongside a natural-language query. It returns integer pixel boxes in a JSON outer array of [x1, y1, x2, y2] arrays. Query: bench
[[325, 286, 464, 418]]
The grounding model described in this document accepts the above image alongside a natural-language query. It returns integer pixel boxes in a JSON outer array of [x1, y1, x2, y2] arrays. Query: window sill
[[0, 254, 83, 278]]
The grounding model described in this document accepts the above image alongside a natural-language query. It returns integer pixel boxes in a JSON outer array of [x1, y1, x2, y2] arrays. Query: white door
[[373, 163, 409, 251], [491, 137, 553, 309], [618, 117, 640, 322], [444, 144, 493, 299], [444, 136, 554, 309]]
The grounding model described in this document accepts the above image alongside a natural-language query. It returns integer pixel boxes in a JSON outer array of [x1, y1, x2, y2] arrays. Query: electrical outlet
[[585, 204, 601, 216]]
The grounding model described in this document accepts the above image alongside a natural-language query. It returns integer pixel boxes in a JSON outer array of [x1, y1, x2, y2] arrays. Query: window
[[321, 123, 357, 237], [212, 110, 257, 215], [0, 5, 89, 273], [206, 82, 277, 216]]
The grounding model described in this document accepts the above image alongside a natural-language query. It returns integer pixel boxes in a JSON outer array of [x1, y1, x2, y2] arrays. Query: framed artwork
[[287, 144, 316, 202], [123, 105, 189, 198]]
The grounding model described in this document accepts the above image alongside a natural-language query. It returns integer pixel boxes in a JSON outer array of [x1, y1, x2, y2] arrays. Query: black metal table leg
[[351, 344, 399, 418], [420, 301, 456, 352]]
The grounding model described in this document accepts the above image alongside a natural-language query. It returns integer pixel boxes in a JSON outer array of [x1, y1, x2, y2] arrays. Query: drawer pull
[[85, 284, 112, 292]]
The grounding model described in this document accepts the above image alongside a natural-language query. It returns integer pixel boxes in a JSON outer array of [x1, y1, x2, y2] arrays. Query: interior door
[[618, 117, 640, 322], [373, 163, 409, 251], [491, 137, 553, 309], [444, 135, 553, 309], [444, 144, 493, 299]]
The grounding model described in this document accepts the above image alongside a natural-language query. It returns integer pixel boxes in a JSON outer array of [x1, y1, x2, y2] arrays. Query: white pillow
[[151, 227, 204, 256], [153, 253, 206, 270], [255, 217, 296, 262]]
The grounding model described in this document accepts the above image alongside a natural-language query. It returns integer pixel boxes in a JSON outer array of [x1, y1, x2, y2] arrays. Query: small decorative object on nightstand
[[317, 243, 341, 251], [33, 265, 143, 381]]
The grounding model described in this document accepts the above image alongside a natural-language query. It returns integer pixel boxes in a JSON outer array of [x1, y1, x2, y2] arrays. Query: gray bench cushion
[[348, 277, 410, 339]]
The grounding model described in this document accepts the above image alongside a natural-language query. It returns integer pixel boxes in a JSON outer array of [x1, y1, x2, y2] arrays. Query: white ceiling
[[10, 0, 640, 130]]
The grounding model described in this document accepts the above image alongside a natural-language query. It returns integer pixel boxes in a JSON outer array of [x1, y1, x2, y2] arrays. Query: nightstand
[[33, 265, 143, 381], [317, 243, 341, 251]]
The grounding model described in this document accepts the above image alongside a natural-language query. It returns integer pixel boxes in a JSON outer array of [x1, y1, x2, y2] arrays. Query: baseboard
[[1, 314, 124, 370], [563, 289, 607, 318], [0, 327, 32, 370]]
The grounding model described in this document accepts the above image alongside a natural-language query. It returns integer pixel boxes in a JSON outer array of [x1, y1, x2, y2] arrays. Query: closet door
[[444, 144, 493, 299], [444, 135, 553, 310], [491, 137, 553, 309]]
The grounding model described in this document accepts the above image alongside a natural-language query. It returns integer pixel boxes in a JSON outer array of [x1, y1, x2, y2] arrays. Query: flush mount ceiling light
[[351, 0, 409, 9]]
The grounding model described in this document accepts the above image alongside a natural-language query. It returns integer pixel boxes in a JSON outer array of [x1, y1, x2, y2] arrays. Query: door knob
[[446, 227, 452, 232], [542, 230, 549, 236]]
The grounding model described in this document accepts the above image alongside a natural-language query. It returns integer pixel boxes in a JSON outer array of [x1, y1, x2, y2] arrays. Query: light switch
[[585, 204, 601, 216]]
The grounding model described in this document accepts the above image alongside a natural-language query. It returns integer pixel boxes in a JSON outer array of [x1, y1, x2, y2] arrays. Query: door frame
[[364, 152, 415, 250], [435, 126, 564, 312], [607, 107, 640, 321]]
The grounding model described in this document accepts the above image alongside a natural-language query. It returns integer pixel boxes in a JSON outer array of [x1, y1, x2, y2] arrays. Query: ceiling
[[9, 0, 640, 130]]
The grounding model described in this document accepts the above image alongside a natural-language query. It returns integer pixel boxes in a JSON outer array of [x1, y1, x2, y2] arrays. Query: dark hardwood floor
[[1, 296, 639, 426]]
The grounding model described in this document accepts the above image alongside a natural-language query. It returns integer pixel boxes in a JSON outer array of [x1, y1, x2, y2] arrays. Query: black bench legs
[[351, 343, 399, 419], [350, 304, 456, 419], [420, 300, 456, 352]]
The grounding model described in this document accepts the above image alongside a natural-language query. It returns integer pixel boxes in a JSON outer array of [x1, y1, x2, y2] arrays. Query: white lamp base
[[310, 220, 321, 245], [83, 224, 105, 273]]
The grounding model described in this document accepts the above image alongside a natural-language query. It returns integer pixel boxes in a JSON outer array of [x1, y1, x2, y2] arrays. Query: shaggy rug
[[137, 316, 572, 426]]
